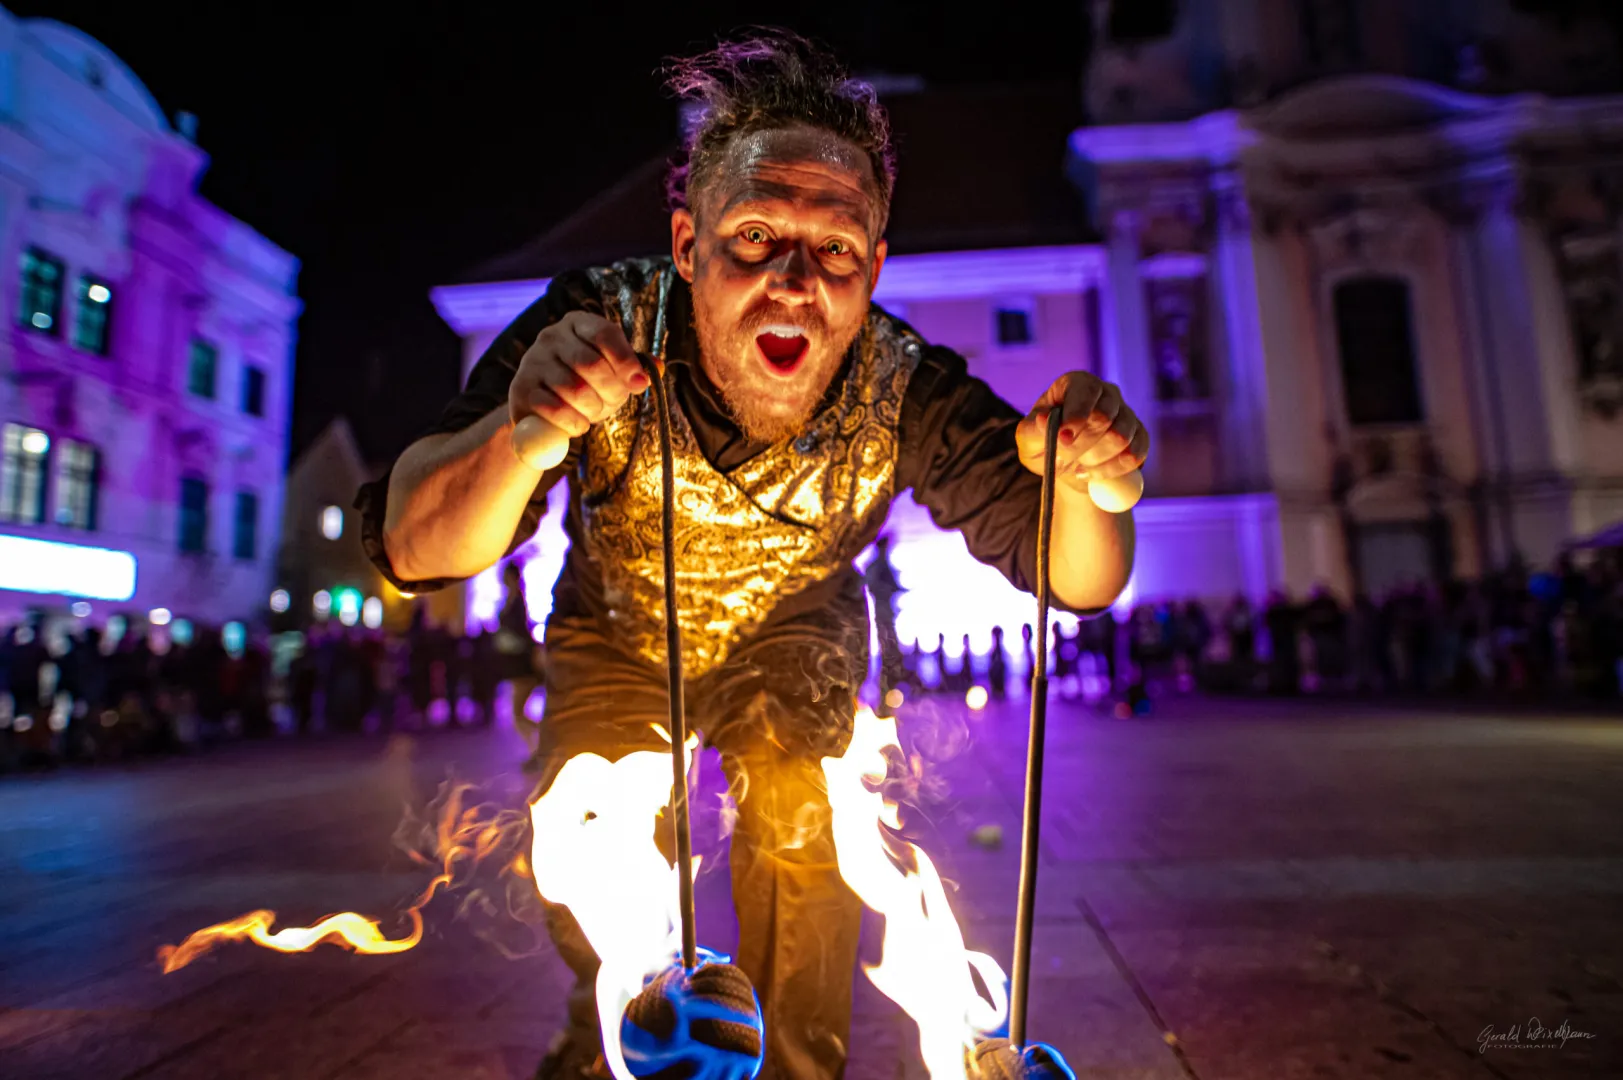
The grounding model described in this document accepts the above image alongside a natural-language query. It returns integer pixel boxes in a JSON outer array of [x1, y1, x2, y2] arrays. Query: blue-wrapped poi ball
[[621, 949, 764, 1080], [970, 1038, 1077, 1080]]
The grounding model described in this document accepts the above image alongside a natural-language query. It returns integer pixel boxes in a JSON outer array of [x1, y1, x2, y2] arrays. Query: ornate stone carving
[[1306, 201, 1427, 270]]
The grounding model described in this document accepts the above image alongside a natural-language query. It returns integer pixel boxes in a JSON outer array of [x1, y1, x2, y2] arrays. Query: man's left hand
[[1015, 372, 1149, 491]]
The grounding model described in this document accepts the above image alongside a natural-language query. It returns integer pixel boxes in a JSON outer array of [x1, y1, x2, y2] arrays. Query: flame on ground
[[822, 707, 1009, 1080], [158, 782, 517, 974], [528, 738, 702, 1080]]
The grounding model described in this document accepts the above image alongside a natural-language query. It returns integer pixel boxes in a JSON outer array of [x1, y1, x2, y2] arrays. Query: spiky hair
[[663, 29, 896, 231]]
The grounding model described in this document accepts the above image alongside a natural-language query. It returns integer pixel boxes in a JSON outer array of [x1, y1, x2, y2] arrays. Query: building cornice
[[429, 279, 551, 337]]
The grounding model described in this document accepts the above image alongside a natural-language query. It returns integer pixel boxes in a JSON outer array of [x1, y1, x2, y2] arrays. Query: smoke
[[391, 779, 548, 959]]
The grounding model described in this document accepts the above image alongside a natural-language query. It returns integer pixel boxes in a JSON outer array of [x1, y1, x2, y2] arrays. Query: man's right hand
[[509, 311, 651, 439]]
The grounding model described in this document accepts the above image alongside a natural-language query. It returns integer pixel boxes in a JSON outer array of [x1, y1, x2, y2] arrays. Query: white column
[[1446, 177, 1581, 566], [1100, 210, 1158, 487], [1208, 180, 1273, 492]]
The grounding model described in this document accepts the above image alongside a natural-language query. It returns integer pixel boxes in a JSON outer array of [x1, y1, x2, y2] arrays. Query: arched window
[[1333, 276, 1423, 426]]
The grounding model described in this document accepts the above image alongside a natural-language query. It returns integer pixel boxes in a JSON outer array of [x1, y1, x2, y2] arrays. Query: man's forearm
[[382, 407, 545, 582], [1047, 484, 1135, 611]]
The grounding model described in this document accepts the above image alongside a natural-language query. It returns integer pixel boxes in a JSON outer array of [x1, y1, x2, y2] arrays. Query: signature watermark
[[1478, 1019, 1596, 1053]]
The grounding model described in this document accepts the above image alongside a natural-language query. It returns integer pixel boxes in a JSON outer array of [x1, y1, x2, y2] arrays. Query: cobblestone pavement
[[2, 695, 1621, 1079]]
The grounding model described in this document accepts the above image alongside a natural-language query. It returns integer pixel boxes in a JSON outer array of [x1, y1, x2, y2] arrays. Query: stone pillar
[[1100, 209, 1159, 488], [1437, 173, 1581, 568], [1207, 174, 1274, 493]]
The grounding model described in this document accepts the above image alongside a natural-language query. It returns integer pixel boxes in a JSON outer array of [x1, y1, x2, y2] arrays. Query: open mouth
[[754, 327, 809, 376]]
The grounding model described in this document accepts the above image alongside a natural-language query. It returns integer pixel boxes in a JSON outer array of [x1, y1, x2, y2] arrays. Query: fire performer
[[356, 31, 1146, 1080]]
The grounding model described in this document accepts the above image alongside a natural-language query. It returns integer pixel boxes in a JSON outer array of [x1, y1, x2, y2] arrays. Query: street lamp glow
[[149, 607, 172, 627], [269, 589, 291, 613], [21, 429, 49, 455], [965, 685, 988, 711], [321, 505, 344, 540]]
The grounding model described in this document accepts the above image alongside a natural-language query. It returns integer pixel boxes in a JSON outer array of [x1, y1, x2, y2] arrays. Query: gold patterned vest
[[575, 258, 923, 678]]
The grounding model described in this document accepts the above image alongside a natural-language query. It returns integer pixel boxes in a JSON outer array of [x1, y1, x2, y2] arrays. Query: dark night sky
[[19, 2, 1089, 463]]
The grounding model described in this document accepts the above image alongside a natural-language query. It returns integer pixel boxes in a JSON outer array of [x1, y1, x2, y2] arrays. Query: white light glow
[[880, 495, 1079, 656], [337, 590, 360, 627], [313, 590, 331, 618], [362, 596, 382, 629], [149, 607, 172, 626], [0, 535, 138, 601], [320, 505, 343, 541], [466, 489, 570, 632], [269, 589, 290, 613], [87, 283, 111, 304], [965, 686, 988, 711], [71, 601, 91, 618], [21, 430, 49, 455]]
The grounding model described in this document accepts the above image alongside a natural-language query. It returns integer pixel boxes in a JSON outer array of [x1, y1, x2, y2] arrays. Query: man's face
[[672, 125, 887, 444]]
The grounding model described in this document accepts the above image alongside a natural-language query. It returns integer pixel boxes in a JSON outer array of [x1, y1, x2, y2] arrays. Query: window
[[1, 424, 50, 523], [995, 307, 1033, 346], [73, 276, 112, 355], [1333, 276, 1424, 426], [233, 491, 258, 561], [187, 339, 218, 399], [1147, 276, 1210, 402], [242, 365, 266, 417], [320, 504, 344, 540], [1553, 230, 1623, 388], [179, 476, 209, 553], [54, 439, 99, 530], [20, 248, 64, 335]]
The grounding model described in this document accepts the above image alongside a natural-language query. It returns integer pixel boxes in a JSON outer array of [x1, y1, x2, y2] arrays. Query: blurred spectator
[[987, 626, 1009, 700], [864, 535, 906, 699]]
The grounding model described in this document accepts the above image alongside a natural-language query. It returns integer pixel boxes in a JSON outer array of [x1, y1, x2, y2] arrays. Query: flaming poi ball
[[970, 1038, 1077, 1080], [621, 950, 764, 1080]]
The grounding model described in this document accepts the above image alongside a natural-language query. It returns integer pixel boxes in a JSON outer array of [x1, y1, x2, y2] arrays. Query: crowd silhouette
[[0, 585, 541, 773], [2, 549, 1619, 773], [888, 551, 1623, 710]]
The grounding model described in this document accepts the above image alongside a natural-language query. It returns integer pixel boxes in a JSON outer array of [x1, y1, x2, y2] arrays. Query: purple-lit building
[[431, 1, 1623, 654], [0, 15, 300, 628]]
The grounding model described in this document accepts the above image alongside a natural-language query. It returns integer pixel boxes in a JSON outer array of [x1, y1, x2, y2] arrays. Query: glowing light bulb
[[149, 607, 172, 627], [269, 589, 290, 613], [965, 686, 988, 711]]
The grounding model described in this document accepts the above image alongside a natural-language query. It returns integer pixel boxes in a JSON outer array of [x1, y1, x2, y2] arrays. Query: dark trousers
[[535, 587, 868, 1080]]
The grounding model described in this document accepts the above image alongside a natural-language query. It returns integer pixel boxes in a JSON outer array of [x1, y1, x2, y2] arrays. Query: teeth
[[760, 325, 805, 339]]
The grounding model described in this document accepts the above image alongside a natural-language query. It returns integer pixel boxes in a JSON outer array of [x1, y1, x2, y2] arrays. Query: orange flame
[[158, 783, 517, 973], [823, 707, 1008, 1079], [527, 737, 702, 1080]]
